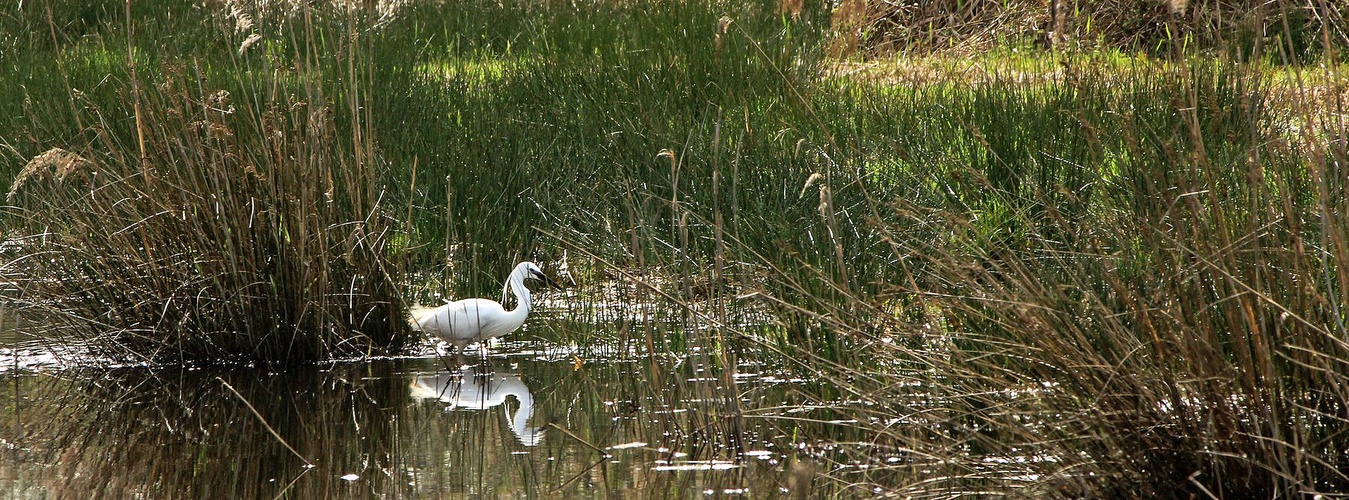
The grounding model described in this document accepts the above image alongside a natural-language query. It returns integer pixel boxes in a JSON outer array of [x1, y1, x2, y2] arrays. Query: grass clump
[[5, 64, 409, 364]]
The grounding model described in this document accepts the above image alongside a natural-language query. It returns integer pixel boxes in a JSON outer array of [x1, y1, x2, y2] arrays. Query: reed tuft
[[5, 68, 410, 365]]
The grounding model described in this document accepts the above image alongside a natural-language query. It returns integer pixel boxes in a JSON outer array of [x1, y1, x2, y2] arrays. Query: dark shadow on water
[[0, 344, 808, 498]]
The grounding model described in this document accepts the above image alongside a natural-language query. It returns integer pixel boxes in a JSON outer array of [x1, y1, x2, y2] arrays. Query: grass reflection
[[1, 346, 813, 498]]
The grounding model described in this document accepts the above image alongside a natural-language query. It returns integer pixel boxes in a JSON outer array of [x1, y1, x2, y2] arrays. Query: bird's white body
[[409, 368, 544, 446], [411, 297, 527, 346], [410, 262, 554, 352]]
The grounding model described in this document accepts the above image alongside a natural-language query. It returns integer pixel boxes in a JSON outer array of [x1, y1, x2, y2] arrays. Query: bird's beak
[[531, 269, 564, 290], [543, 274, 564, 290]]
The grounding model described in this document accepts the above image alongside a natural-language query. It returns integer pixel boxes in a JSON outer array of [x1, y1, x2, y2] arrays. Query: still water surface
[[1, 342, 814, 498]]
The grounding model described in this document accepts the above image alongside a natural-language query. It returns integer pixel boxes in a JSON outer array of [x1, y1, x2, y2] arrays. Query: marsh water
[[0, 334, 823, 498]]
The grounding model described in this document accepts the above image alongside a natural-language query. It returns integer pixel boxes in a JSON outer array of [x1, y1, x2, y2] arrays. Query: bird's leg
[[477, 341, 495, 372], [453, 341, 468, 368], [476, 345, 491, 373], [436, 343, 458, 372]]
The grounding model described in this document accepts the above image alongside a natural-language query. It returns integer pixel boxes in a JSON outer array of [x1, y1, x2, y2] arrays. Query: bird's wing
[[453, 299, 506, 338], [413, 299, 508, 341]]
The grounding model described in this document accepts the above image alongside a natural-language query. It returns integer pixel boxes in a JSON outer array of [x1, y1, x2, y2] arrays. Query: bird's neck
[[507, 391, 534, 429], [505, 274, 531, 314], [503, 386, 539, 445]]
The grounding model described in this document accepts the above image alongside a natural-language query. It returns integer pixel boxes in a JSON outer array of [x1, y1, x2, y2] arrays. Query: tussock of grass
[[5, 67, 410, 364]]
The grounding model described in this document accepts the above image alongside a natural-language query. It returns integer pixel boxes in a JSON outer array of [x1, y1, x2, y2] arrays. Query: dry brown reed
[[7, 148, 93, 203], [831, 0, 1348, 56]]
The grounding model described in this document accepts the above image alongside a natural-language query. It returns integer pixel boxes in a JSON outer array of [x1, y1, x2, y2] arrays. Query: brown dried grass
[[7, 148, 93, 203], [831, 0, 1349, 57]]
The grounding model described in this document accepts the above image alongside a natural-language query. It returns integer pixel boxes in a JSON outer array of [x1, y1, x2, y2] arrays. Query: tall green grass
[[754, 53, 1349, 499]]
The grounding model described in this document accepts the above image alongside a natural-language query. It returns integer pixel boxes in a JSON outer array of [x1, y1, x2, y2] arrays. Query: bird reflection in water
[[409, 367, 545, 446]]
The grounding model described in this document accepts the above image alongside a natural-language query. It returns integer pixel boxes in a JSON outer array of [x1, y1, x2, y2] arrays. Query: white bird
[[410, 261, 561, 358], [409, 368, 545, 446]]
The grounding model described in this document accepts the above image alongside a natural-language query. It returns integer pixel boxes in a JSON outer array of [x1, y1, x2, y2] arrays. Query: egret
[[410, 261, 561, 359]]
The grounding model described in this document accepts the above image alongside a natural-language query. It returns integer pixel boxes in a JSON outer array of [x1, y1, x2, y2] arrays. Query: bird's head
[[518, 261, 563, 290]]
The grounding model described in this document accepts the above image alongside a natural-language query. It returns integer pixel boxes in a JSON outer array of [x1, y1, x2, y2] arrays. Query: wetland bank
[[3, 1, 1349, 497]]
